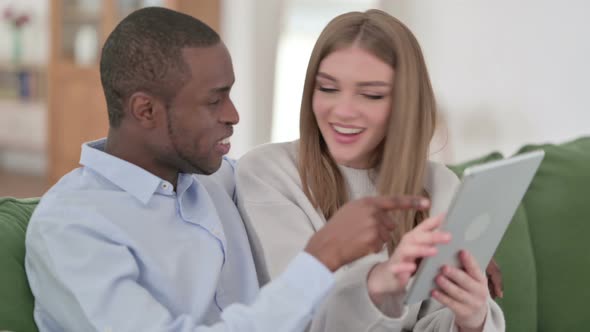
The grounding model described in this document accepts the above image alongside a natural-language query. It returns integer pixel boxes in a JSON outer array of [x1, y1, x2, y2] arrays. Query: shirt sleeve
[[25, 206, 334, 332]]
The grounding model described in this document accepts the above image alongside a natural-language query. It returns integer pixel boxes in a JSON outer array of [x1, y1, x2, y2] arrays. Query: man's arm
[[25, 211, 333, 332]]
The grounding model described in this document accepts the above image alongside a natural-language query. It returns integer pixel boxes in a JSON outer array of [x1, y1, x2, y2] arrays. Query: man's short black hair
[[100, 7, 220, 127]]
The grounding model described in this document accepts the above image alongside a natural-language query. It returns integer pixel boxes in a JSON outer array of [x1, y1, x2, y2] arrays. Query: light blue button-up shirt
[[25, 139, 334, 332]]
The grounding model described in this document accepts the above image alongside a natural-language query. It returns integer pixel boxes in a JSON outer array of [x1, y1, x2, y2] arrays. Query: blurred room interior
[[0, 0, 588, 198]]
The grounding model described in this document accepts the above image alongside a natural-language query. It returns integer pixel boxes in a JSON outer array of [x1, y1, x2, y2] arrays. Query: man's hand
[[304, 196, 429, 272]]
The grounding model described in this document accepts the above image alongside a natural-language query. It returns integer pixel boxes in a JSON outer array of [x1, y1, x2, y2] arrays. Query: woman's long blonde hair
[[298, 9, 437, 247]]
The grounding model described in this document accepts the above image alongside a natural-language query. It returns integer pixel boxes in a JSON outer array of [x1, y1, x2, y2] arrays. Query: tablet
[[404, 150, 545, 305]]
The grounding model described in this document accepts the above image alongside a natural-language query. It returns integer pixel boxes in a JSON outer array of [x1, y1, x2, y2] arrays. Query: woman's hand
[[432, 250, 489, 332], [486, 258, 503, 299], [367, 214, 451, 306]]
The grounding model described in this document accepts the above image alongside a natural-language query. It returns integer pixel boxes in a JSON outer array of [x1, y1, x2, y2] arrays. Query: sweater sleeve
[[308, 255, 416, 332], [235, 145, 413, 332], [413, 297, 505, 332], [236, 146, 505, 332], [309, 258, 506, 332], [235, 151, 322, 279]]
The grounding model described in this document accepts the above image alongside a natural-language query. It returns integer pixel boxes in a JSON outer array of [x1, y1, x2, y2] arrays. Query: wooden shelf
[[0, 62, 46, 72], [0, 99, 46, 109], [61, 9, 101, 24], [0, 64, 47, 102]]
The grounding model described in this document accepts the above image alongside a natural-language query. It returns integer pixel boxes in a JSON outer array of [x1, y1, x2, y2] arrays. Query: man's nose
[[222, 99, 239, 125]]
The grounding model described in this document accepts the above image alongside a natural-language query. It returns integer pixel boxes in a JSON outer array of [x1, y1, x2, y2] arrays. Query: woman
[[237, 9, 504, 332]]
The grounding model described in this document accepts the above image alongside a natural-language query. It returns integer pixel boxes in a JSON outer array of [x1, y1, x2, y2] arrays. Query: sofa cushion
[[450, 151, 538, 332], [0, 197, 39, 332], [448, 151, 504, 176], [492, 204, 537, 332], [516, 137, 590, 332]]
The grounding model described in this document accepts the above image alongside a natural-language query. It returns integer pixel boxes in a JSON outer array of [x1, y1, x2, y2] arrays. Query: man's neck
[[105, 130, 179, 188]]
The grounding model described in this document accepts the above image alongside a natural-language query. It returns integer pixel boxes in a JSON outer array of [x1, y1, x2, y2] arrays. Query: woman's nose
[[331, 94, 357, 119]]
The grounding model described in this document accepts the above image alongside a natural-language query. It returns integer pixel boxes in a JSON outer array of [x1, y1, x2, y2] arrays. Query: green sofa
[[448, 137, 590, 332], [1, 137, 589, 332], [0, 198, 39, 332]]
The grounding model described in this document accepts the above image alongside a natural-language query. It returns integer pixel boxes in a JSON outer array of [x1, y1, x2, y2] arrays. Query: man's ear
[[128, 92, 163, 129]]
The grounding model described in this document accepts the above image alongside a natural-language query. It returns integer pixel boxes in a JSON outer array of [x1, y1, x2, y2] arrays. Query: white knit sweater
[[236, 141, 505, 332]]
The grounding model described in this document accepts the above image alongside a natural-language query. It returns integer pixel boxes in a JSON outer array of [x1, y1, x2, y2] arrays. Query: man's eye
[[209, 99, 221, 105]]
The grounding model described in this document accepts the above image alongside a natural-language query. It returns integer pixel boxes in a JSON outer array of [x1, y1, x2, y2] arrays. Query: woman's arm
[[236, 149, 412, 332]]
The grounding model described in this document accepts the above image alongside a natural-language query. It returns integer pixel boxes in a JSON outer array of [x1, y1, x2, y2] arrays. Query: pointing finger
[[370, 196, 430, 211]]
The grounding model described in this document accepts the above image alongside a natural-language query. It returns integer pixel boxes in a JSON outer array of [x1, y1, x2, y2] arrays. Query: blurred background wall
[[0, 0, 588, 197], [380, 0, 590, 163]]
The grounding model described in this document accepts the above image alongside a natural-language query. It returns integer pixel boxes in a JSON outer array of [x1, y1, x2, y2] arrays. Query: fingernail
[[413, 198, 426, 207]]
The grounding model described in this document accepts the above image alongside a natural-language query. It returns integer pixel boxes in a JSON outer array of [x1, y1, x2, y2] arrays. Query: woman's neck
[[337, 164, 377, 201]]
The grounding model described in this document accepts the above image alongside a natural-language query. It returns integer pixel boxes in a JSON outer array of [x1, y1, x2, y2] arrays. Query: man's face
[[161, 44, 238, 175]]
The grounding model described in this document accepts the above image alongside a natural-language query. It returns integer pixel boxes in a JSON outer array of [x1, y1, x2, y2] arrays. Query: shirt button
[[162, 183, 169, 189]]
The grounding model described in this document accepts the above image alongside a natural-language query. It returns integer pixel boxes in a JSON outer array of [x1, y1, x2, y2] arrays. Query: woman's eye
[[363, 94, 384, 100], [209, 99, 221, 105], [318, 86, 338, 93]]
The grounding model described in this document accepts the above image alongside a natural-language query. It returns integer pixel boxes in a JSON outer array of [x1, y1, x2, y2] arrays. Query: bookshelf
[[0, 63, 47, 102], [0, 99, 46, 152], [0, 62, 47, 166]]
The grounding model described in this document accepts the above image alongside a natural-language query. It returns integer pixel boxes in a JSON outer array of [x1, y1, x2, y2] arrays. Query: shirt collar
[[79, 138, 166, 205]]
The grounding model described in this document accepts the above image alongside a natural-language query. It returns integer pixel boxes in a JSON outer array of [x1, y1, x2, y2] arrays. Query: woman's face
[[312, 46, 394, 169]]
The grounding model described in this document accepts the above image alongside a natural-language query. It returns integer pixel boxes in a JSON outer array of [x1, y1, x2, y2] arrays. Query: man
[[25, 7, 428, 331]]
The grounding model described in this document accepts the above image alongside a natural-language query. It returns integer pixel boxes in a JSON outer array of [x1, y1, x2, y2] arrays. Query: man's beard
[[166, 112, 212, 175]]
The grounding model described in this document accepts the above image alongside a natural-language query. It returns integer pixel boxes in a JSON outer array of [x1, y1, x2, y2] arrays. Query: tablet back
[[405, 150, 545, 305]]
